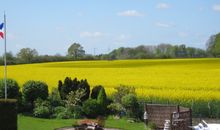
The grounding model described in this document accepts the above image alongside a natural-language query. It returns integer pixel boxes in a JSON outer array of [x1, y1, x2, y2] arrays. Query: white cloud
[[213, 4, 220, 11], [80, 31, 104, 38], [118, 10, 144, 17], [155, 22, 172, 28], [156, 3, 170, 9]]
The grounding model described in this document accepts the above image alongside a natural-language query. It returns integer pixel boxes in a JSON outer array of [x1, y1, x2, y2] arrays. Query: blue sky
[[0, 0, 220, 55]]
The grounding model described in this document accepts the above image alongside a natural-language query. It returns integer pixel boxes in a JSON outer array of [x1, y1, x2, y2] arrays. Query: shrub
[[0, 78, 20, 99], [0, 99, 17, 130], [33, 106, 50, 118], [121, 94, 139, 118], [97, 88, 107, 114], [58, 77, 90, 101], [65, 88, 86, 108], [71, 105, 83, 119], [22, 80, 49, 105], [54, 106, 66, 115], [78, 79, 90, 102], [56, 109, 72, 119], [48, 88, 63, 107], [82, 99, 102, 118], [97, 88, 107, 106], [34, 98, 51, 109], [112, 85, 136, 103], [91, 85, 104, 99], [53, 106, 80, 119], [33, 98, 51, 118], [107, 103, 124, 115], [0, 79, 23, 112]]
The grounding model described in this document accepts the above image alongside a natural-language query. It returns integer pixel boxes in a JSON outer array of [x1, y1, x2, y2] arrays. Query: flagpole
[[4, 12, 7, 100]]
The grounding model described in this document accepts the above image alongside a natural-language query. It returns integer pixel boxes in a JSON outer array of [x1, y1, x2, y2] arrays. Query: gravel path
[[56, 127, 120, 130]]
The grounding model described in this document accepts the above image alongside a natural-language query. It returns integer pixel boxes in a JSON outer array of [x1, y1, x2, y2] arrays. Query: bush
[[112, 85, 136, 103], [0, 78, 20, 99], [71, 105, 83, 119], [56, 109, 72, 119], [48, 88, 63, 107], [121, 94, 139, 118], [65, 89, 84, 119], [33, 98, 51, 118], [54, 106, 66, 115], [34, 98, 51, 109], [0, 99, 17, 130], [66, 88, 86, 108], [53, 106, 81, 119], [97, 88, 107, 114], [91, 85, 104, 99], [22, 80, 49, 105], [97, 88, 107, 106], [33, 106, 50, 118], [82, 99, 102, 118], [58, 77, 90, 101], [0, 79, 23, 113], [78, 79, 90, 102], [107, 103, 124, 115]]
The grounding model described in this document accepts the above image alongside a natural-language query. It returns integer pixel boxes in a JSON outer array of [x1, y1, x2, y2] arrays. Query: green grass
[[18, 115, 74, 130], [18, 115, 147, 130], [105, 117, 146, 130]]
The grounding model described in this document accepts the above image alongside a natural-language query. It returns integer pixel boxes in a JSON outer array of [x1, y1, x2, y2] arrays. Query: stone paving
[[56, 127, 120, 130]]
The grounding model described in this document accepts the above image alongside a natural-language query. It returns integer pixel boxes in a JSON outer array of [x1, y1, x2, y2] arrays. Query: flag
[[0, 23, 4, 39]]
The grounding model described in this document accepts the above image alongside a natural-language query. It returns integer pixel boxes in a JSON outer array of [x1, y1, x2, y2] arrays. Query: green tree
[[91, 85, 104, 99], [58, 77, 90, 101], [77, 79, 90, 102], [17, 48, 38, 63], [67, 43, 85, 60], [22, 80, 49, 106], [97, 87, 107, 115], [206, 33, 220, 57], [3, 52, 16, 64], [97, 87, 107, 107]]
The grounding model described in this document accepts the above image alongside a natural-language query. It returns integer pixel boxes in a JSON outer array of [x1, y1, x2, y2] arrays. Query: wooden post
[[170, 112, 173, 130], [144, 104, 148, 125], [177, 105, 180, 113], [189, 108, 192, 130]]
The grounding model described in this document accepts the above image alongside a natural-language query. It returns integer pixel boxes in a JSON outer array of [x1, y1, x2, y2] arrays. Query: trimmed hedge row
[[0, 99, 17, 130]]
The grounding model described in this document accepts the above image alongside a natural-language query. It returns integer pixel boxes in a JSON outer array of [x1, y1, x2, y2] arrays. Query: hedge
[[0, 99, 17, 130]]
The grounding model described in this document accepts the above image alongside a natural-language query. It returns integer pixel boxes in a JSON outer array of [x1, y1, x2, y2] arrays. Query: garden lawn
[[18, 115, 146, 130]]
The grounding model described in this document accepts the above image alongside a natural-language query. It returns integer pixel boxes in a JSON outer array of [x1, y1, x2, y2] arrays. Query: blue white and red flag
[[0, 23, 4, 39]]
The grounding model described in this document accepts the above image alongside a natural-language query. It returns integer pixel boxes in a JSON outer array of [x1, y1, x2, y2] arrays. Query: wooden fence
[[145, 104, 192, 130]]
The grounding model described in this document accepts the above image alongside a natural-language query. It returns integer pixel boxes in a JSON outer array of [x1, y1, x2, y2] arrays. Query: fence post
[[189, 108, 192, 130], [208, 101, 211, 117]]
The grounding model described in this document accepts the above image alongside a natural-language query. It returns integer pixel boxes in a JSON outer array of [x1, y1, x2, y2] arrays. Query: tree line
[[0, 33, 220, 65]]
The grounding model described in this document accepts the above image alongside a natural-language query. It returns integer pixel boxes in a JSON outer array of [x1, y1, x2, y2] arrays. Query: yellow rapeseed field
[[0, 58, 220, 101]]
